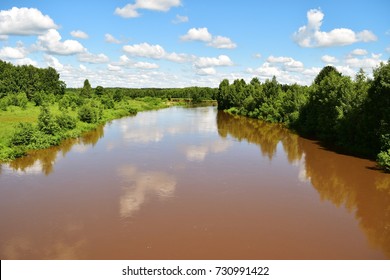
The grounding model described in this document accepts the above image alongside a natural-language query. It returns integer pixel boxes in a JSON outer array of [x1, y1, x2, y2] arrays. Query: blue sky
[[0, 0, 389, 88]]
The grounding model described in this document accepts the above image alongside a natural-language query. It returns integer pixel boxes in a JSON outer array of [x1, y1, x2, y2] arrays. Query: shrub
[[56, 113, 77, 130], [10, 123, 37, 146], [78, 103, 101, 123], [377, 150, 390, 172], [38, 105, 60, 135]]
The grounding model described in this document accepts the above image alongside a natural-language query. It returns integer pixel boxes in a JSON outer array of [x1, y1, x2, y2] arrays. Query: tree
[[314, 65, 341, 85], [95, 86, 104, 96], [81, 79, 92, 98], [38, 105, 59, 135]]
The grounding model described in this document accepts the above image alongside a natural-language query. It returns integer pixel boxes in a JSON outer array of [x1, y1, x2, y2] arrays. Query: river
[[0, 106, 389, 259]]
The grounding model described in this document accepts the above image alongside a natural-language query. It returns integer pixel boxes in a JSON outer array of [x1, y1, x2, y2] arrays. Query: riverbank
[[0, 97, 168, 162]]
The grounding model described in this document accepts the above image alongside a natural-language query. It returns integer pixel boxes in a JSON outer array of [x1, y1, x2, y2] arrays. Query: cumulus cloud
[[123, 42, 166, 59], [0, 7, 58, 35], [267, 56, 304, 70], [208, 36, 237, 49], [321, 55, 338, 63], [194, 55, 233, 68], [293, 9, 377, 47], [107, 64, 121, 71], [123, 42, 191, 63], [196, 67, 216, 75], [44, 55, 64, 70], [350, 48, 368, 56], [345, 53, 383, 69], [172, 14, 188, 24], [115, 0, 181, 18], [0, 35, 8, 41], [181, 27, 237, 49], [13, 58, 38, 67], [111, 54, 159, 70], [70, 30, 89, 39], [105, 33, 122, 44], [37, 29, 85, 55], [133, 61, 159, 69], [78, 51, 109, 64], [0, 46, 27, 59], [181, 27, 212, 42]]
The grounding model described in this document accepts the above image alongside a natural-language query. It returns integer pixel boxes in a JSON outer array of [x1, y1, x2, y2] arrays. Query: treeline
[[0, 60, 167, 161], [66, 86, 217, 103], [0, 60, 65, 107], [216, 61, 390, 171]]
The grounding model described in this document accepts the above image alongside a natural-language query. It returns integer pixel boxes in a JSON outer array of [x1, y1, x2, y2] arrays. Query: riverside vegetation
[[216, 61, 390, 172], [0, 60, 215, 161], [0, 59, 389, 172]]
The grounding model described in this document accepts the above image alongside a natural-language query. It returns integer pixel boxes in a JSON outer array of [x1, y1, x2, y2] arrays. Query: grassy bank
[[0, 97, 168, 162]]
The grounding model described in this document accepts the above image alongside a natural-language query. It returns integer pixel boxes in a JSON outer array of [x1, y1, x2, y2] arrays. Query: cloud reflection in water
[[118, 165, 176, 218]]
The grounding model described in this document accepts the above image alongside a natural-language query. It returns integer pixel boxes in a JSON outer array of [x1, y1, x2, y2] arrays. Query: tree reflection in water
[[5, 125, 105, 176], [217, 110, 390, 258]]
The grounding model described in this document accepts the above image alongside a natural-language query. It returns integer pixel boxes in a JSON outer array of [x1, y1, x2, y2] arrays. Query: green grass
[[0, 97, 168, 162]]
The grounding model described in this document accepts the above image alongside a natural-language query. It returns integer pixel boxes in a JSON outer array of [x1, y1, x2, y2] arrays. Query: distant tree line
[[216, 61, 390, 172], [0, 60, 65, 108]]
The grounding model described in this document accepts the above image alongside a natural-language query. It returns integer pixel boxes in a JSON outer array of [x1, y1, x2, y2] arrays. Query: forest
[[216, 61, 390, 172], [0, 59, 389, 172]]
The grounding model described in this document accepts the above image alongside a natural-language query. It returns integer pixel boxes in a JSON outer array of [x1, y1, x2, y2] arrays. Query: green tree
[[95, 86, 104, 96], [38, 105, 59, 135], [81, 79, 92, 98]]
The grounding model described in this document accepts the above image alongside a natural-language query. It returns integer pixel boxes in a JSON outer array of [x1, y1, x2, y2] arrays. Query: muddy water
[[0, 106, 389, 260]]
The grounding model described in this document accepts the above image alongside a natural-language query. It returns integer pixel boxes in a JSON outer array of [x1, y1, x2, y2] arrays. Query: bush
[[38, 105, 60, 135], [56, 113, 77, 130], [78, 104, 101, 123], [10, 123, 37, 146], [377, 150, 390, 172]]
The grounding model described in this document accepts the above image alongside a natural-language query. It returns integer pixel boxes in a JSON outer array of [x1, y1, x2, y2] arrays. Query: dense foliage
[[0, 60, 169, 161], [216, 61, 390, 172]]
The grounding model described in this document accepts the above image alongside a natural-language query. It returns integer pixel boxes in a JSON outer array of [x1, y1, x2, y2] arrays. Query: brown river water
[[0, 106, 389, 260]]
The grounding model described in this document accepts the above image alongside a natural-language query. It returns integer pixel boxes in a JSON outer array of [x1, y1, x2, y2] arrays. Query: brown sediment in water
[[0, 107, 389, 259]]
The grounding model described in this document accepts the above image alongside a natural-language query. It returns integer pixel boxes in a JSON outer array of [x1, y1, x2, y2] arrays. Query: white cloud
[[350, 48, 368, 56], [253, 53, 262, 59], [194, 55, 233, 68], [123, 42, 191, 63], [70, 30, 89, 39], [37, 29, 85, 55], [0, 35, 8, 41], [345, 53, 383, 69], [105, 33, 122, 44], [13, 57, 38, 67], [78, 52, 109, 64], [111, 54, 159, 70], [172, 14, 188, 24], [208, 36, 237, 49], [247, 62, 281, 77], [165, 52, 191, 63], [181, 27, 237, 49], [321, 55, 338, 63], [79, 64, 87, 71], [293, 9, 377, 47], [387, 46, 390, 53], [181, 27, 212, 42], [0, 46, 26, 59], [196, 67, 216, 75], [267, 56, 304, 70], [133, 61, 159, 69], [0, 7, 58, 35], [44, 55, 64, 70], [107, 64, 121, 71], [123, 42, 166, 59], [115, 0, 181, 18]]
